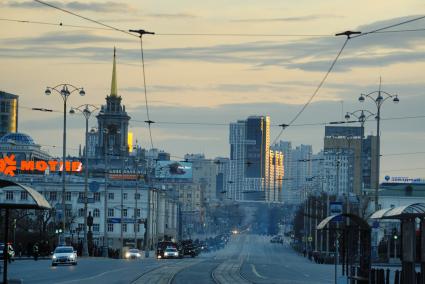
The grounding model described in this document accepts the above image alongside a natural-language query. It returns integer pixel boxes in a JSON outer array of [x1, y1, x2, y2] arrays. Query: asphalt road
[[5, 234, 334, 284]]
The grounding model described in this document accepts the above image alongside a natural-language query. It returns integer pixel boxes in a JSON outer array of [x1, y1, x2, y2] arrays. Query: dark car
[[179, 240, 198, 258]]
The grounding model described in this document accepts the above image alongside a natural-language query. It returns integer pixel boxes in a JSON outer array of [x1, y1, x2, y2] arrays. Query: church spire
[[110, 47, 118, 97]]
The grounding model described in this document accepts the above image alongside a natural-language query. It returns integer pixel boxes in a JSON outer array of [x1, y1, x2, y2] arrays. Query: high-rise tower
[[96, 48, 131, 158]]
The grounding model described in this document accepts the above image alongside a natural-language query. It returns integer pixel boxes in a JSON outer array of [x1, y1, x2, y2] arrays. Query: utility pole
[[102, 130, 109, 257]]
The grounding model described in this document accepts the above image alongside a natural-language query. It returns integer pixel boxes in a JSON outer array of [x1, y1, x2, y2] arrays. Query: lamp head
[[44, 88, 51, 96], [358, 94, 365, 102], [79, 88, 86, 96], [393, 95, 399, 104], [69, 108, 76, 114], [344, 113, 350, 120]]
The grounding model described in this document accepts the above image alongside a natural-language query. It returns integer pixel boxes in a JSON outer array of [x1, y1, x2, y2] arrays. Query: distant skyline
[[1, 0, 425, 178]]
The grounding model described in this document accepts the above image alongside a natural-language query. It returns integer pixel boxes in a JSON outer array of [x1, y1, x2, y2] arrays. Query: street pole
[[83, 112, 89, 256], [120, 153, 124, 258], [134, 160, 138, 249], [70, 104, 98, 257], [358, 80, 399, 211], [103, 130, 109, 257], [44, 84, 85, 244]]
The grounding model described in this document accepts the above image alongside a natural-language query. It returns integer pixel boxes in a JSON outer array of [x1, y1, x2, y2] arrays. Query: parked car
[[0, 243, 15, 262], [163, 247, 179, 259], [125, 248, 142, 259], [51, 246, 77, 266]]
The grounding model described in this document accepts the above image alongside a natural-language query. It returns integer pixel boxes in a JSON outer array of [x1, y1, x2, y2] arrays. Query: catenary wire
[[32, 0, 137, 37], [3, 18, 425, 37], [351, 15, 425, 38], [271, 37, 350, 146]]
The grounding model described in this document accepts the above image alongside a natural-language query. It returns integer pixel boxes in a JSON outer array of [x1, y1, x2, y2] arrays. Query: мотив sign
[[0, 154, 82, 177]]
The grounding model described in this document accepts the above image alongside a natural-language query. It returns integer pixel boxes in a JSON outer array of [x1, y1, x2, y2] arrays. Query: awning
[[369, 203, 425, 220], [0, 179, 51, 210]]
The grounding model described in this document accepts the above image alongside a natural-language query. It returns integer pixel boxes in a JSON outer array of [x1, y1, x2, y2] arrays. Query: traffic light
[[392, 228, 398, 240]]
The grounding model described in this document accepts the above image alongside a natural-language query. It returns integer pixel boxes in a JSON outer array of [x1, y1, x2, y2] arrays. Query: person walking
[[33, 243, 39, 261]]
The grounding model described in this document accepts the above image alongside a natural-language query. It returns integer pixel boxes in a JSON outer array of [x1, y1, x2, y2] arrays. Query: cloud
[[2, 31, 133, 46], [4, 1, 134, 13], [147, 13, 198, 19], [232, 14, 343, 23], [2, 15, 425, 73]]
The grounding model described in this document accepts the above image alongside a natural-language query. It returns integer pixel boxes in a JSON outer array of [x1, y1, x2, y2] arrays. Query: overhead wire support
[[129, 29, 155, 150]]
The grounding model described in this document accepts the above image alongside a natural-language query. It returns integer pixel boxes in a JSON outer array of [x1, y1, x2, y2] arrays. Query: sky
[[1, 0, 425, 179]]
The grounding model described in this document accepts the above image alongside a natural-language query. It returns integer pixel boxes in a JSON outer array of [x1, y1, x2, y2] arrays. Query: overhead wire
[[271, 37, 350, 145], [32, 0, 137, 38], [351, 15, 425, 38], [3, 17, 425, 36]]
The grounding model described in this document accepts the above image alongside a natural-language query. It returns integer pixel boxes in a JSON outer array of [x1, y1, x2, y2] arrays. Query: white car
[[125, 249, 142, 259], [52, 246, 77, 266], [163, 247, 179, 259]]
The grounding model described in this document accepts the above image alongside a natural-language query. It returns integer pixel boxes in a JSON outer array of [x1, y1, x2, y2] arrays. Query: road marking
[[55, 267, 127, 284], [304, 273, 310, 277], [251, 264, 267, 279]]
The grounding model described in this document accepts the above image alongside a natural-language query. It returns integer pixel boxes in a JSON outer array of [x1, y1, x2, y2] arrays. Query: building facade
[[228, 116, 283, 202], [0, 91, 18, 137]]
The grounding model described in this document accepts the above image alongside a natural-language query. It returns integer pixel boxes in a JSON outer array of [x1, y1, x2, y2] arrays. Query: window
[[20, 191, 28, 200], [123, 193, 128, 200], [135, 193, 140, 200], [134, 224, 140, 232], [122, 223, 127, 232], [78, 192, 85, 200], [108, 193, 114, 200], [108, 208, 114, 217], [65, 209, 72, 217], [93, 208, 100, 217], [78, 223, 84, 231], [107, 223, 114, 232], [123, 209, 128, 217], [136, 209, 141, 217], [78, 208, 85, 217], [50, 192, 57, 201], [65, 192, 71, 201], [5, 191, 13, 200], [94, 192, 100, 202], [93, 224, 100, 232]]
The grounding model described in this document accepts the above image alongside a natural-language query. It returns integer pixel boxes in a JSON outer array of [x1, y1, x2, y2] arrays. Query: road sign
[[108, 218, 144, 224], [330, 201, 343, 222], [89, 181, 100, 193]]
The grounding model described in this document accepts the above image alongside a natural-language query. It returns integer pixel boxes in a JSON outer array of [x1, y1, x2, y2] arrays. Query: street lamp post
[[358, 80, 399, 211], [45, 84, 85, 242], [102, 129, 110, 257], [70, 104, 99, 257], [345, 109, 375, 217]]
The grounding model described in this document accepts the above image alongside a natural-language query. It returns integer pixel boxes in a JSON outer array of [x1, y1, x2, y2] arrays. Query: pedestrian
[[33, 243, 39, 261]]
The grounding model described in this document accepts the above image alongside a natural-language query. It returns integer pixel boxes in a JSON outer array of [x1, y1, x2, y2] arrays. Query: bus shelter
[[317, 213, 371, 283], [370, 203, 425, 284], [0, 179, 51, 284]]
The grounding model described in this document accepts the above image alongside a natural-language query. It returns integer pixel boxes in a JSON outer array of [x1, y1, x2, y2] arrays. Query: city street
[[7, 234, 334, 284]]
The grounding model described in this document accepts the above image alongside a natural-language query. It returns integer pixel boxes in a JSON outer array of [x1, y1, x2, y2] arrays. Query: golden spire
[[110, 47, 118, 97]]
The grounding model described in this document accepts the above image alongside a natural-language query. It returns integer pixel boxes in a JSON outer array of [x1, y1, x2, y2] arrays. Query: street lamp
[[45, 84, 85, 242], [358, 81, 400, 211], [345, 109, 375, 217], [102, 128, 112, 257], [69, 104, 98, 257]]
